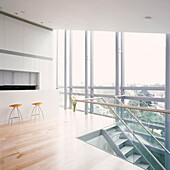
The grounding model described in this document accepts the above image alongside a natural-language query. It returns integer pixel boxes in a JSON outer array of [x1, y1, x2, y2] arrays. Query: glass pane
[[124, 33, 165, 87], [72, 88, 85, 94], [58, 30, 65, 86], [125, 89, 165, 99], [94, 89, 115, 95], [72, 31, 85, 86], [94, 31, 115, 86]]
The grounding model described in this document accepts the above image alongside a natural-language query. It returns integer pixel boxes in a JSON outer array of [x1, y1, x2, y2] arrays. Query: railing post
[[165, 34, 170, 169], [90, 31, 94, 113], [69, 30, 72, 109], [64, 30, 67, 110], [56, 30, 58, 89], [121, 32, 125, 118], [85, 31, 88, 114], [115, 32, 120, 115], [116, 32, 119, 96]]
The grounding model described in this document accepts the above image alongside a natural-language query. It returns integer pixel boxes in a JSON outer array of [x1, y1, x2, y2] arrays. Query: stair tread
[[120, 146, 134, 155], [127, 154, 141, 163], [114, 138, 128, 146], [138, 163, 149, 169], [108, 131, 122, 137]]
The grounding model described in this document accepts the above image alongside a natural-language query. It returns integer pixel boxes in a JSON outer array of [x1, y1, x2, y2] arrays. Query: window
[[94, 31, 116, 86], [124, 33, 165, 87], [72, 31, 85, 86]]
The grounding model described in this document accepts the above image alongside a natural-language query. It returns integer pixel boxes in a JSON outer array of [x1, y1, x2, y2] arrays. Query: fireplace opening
[[0, 70, 39, 91]]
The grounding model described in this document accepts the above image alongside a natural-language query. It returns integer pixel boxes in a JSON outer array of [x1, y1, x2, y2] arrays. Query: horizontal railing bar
[[76, 99, 170, 114], [59, 92, 165, 102], [59, 92, 85, 96], [58, 86, 165, 91], [115, 95, 126, 98], [72, 93, 85, 96], [94, 94, 116, 98], [71, 86, 85, 89], [124, 96, 165, 102], [93, 86, 116, 89], [122, 86, 165, 91], [81, 97, 103, 101], [133, 129, 165, 143], [123, 118, 165, 130]]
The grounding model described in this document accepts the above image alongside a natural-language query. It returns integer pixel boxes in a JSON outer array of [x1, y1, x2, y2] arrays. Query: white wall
[[0, 90, 59, 125], [0, 14, 59, 124], [0, 14, 57, 90]]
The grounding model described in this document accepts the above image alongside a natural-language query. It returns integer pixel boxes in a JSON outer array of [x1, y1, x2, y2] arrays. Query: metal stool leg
[[17, 107, 21, 123], [34, 106, 38, 122], [11, 107, 16, 126], [8, 107, 14, 124], [38, 105, 44, 119], [30, 106, 36, 120], [17, 107, 23, 122], [38, 106, 40, 119]]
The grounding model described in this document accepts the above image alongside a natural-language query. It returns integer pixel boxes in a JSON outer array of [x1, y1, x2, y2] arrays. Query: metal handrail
[[113, 96, 170, 154], [76, 98, 170, 114], [76, 97, 166, 170]]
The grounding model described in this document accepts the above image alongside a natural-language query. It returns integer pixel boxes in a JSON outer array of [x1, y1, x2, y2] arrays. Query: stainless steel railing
[[76, 97, 168, 170], [113, 95, 170, 154]]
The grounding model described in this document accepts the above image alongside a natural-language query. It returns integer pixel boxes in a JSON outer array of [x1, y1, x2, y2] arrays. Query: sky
[[58, 30, 165, 87], [124, 33, 165, 86]]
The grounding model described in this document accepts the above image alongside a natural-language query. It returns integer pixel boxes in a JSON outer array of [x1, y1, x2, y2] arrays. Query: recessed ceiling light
[[21, 10, 25, 14], [40, 22, 43, 24], [145, 16, 152, 20], [15, 12, 18, 15]]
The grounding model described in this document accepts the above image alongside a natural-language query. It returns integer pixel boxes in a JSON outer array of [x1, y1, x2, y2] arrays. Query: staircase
[[103, 125, 152, 170], [76, 97, 167, 170]]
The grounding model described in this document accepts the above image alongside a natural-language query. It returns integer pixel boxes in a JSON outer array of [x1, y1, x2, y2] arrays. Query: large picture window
[[124, 33, 165, 87]]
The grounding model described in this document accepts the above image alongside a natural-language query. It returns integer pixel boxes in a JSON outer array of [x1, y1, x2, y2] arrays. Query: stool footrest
[[10, 117, 20, 119], [32, 114, 40, 116]]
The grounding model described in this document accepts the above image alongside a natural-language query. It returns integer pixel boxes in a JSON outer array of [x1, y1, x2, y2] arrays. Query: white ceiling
[[0, 0, 170, 33]]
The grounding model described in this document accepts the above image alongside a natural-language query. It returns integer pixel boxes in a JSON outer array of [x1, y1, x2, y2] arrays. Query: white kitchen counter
[[0, 90, 59, 125]]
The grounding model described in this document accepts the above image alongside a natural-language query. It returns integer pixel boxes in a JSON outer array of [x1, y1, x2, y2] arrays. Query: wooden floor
[[0, 108, 142, 170]]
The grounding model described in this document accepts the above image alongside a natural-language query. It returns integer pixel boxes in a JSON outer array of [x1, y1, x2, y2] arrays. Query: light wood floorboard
[[0, 108, 142, 170]]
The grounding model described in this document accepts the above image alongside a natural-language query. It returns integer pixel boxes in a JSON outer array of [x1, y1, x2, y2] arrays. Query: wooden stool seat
[[8, 103, 23, 125], [10, 104, 22, 107], [32, 102, 42, 106], [31, 102, 44, 121]]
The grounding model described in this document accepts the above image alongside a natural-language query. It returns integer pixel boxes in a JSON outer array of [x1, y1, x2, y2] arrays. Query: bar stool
[[8, 104, 23, 125], [30, 102, 44, 121]]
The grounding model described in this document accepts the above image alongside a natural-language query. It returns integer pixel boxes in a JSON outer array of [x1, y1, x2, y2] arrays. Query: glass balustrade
[[76, 98, 168, 170]]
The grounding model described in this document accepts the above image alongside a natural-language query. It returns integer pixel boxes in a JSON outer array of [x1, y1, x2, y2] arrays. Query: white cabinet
[[0, 14, 5, 49], [5, 16, 24, 52], [0, 53, 5, 69], [24, 23, 40, 55], [4, 54, 24, 71]]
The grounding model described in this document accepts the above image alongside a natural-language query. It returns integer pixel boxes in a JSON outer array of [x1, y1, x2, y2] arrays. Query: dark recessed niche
[[0, 85, 37, 91], [0, 70, 39, 90]]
